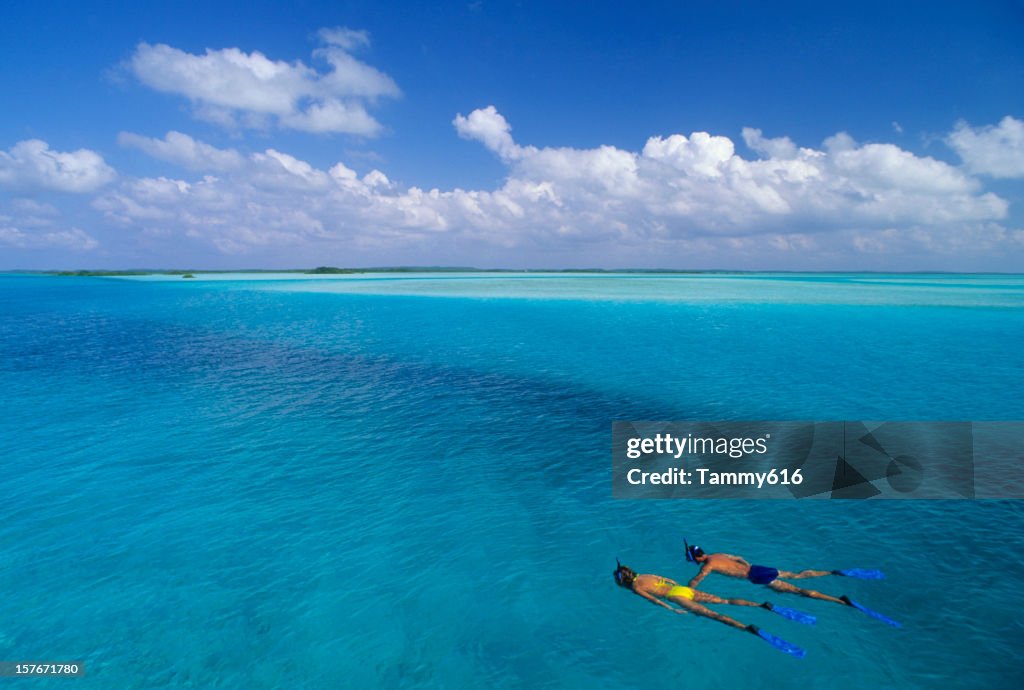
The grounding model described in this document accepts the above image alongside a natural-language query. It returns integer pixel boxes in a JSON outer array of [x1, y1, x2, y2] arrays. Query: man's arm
[[688, 563, 713, 589], [635, 590, 683, 613]]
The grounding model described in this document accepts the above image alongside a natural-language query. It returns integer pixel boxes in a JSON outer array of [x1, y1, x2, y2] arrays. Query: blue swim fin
[[841, 596, 902, 628], [763, 602, 817, 625], [833, 568, 886, 580], [748, 625, 806, 658]]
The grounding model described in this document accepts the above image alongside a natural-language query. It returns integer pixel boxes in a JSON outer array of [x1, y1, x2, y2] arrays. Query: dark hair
[[613, 564, 637, 588]]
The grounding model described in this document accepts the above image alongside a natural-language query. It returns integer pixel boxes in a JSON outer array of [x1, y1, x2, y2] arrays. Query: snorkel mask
[[613, 558, 628, 587], [684, 538, 704, 563]]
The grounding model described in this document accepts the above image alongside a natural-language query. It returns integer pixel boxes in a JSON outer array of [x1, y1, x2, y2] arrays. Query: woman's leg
[[669, 596, 748, 630], [692, 591, 762, 608]]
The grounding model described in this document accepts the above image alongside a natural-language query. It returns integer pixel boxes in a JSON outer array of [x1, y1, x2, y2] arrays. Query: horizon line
[[4, 267, 1024, 277]]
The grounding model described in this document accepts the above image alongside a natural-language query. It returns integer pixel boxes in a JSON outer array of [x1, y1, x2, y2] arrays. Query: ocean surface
[[2, 272, 1023, 689]]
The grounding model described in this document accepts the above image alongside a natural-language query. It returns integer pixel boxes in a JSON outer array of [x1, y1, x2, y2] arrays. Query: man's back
[[704, 553, 751, 578]]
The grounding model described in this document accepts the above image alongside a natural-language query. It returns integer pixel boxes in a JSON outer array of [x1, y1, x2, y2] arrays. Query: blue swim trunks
[[748, 565, 780, 584]]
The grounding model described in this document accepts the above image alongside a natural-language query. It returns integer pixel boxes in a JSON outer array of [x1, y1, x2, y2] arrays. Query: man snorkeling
[[684, 540, 878, 607], [612, 561, 809, 657]]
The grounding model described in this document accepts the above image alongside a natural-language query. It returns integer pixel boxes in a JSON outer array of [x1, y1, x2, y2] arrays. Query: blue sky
[[2, 0, 1023, 270]]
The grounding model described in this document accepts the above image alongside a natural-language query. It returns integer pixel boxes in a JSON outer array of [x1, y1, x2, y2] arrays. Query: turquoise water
[[2, 272, 1023, 688]]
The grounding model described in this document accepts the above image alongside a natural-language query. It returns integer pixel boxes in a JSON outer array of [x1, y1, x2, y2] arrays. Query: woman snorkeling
[[613, 561, 808, 657]]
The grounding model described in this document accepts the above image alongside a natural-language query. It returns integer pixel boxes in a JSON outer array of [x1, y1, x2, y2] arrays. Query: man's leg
[[777, 568, 832, 579], [769, 579, 846, 605]]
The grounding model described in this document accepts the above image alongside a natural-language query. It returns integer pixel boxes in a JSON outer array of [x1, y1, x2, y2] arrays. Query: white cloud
[[89, 112, 1015, 266], [317, 27, 370, 51], [947, 116, 1024, 178], [280, 99, 381, 134], [645, 132, 736, 177], [1, 198, 61, 230], [0, 225, 98, 250], [10, 198, 60, 217], [454, 106, 524, 160], [742, 127, 799, 160], [119, 131, 243, 171], [0, 139, 115, 193], [126, 28, 399, 135]]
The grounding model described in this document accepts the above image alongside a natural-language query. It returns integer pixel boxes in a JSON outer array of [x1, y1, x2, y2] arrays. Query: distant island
[[46, 266, 743, 277], [26, 267, 1019, 277]]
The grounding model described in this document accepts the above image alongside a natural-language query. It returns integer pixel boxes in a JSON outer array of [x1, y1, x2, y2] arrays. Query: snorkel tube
[[684, 538, 693, 562]]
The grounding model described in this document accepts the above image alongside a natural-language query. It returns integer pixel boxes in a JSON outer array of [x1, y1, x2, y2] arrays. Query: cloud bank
[[86, 109, 1020, 266], [2, 100, 1020, 267], [126, 28, 399, 135]]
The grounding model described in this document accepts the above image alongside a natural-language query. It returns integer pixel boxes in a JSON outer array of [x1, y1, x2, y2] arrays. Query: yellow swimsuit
[[649, 577, 696, 600], [667, 585, 696, 600]]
